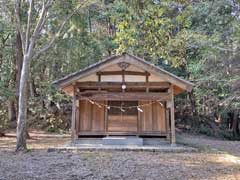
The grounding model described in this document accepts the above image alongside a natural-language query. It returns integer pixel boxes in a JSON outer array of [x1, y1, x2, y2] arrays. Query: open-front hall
[[53, 53, 193, 145]]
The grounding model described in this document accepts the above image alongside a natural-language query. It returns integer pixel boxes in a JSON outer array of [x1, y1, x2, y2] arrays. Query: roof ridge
[[52, 52, 194, 92]]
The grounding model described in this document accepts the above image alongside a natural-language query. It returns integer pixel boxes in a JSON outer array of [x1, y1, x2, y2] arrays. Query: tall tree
[[14, 0, 89, 151]]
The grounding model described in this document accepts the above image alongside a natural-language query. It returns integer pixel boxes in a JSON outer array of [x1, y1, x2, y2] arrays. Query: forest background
[[0, 0, 239, 141]]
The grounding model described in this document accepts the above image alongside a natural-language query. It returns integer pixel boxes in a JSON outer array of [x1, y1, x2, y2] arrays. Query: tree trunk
[[232, 110, 240, 137], [88, 7, 92, 33], [188, 91, 197, 116], [0, 130, 4, 137], [8, 99, 17, 122], [16, 31, 23, 98], [16, 55, 31, 152], [29, 77, 37, 97]]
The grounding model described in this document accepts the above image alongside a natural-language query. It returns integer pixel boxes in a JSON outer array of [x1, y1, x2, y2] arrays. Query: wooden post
[[165, 107, 170, 140], [170, 85, 176, 146], [122, 70, 125, 92], [98, 74, 101, 91], [146, 73, 149, 92], [71, 85, 77, 141], [105, 100, 108, 136], [75, 99, 79, 136]]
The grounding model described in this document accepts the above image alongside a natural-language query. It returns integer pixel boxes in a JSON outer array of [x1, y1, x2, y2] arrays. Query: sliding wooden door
[[78, 100, 105, 134], [107, 101, 138, 133], [139, 101, 166, 134]]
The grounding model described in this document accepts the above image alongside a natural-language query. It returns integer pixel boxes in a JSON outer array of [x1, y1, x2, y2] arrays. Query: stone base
[[103, 136, 143, 146], [51, 137, 198, 153], [48, 145, 197, 153]]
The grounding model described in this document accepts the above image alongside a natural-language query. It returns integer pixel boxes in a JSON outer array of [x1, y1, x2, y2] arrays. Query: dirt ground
[[0, 131, 240, 180]]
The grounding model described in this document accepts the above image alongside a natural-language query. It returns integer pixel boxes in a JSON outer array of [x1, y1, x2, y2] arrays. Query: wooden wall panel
[[78, 100, 166, 135], [79, 100, 92, 131], [152, 102, 166, 132], [139, 101, 166, 133], [78, 100, 105, 133], [108, 115, 137, 132], [92, 101, 105, 132], [139, 101, 152, 132]]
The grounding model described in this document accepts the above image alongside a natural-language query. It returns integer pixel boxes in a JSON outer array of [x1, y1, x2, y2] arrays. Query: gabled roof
[[53, 53, 194, 92]]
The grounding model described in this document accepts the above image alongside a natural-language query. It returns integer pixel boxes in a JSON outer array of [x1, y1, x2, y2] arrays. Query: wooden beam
[[125, 54, 193, 92], [77, 81, 170, 89], [78, 131, 168, 136], [79, 90, 107, 95], [78, 92, 171, 101], [96, 71, 150, 76]]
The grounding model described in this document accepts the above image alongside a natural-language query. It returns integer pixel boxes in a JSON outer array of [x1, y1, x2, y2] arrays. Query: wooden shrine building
[[53, 53, 193, 145]]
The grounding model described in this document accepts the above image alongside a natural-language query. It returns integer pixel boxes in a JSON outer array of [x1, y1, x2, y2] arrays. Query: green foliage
[[0, 0, 239, 137], [113, 1, 195, 66]]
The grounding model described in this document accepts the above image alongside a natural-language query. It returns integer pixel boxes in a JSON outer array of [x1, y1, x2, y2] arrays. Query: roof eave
[[52, 53, 194, 92]]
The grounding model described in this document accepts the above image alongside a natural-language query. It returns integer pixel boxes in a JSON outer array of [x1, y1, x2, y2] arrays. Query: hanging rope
[[81, 96, 164, 113]]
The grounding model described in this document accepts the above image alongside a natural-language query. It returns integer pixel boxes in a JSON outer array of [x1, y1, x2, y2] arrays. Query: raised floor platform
[[48, 137, 197, 153], [103, 136, 143, 146], [72, 137, 169, 146]]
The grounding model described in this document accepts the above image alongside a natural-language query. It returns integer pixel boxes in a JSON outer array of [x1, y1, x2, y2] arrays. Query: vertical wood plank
[[79, 100, 92, 131], [92, 101, 105, 132], [139, 101, 152, 132], [160, 102, 166, 132], [152, 102, 166, 132]]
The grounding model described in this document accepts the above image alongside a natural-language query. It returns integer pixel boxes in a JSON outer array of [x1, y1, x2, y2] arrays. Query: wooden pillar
[[146, 72, 149, 92], [71, 85, 77, 141], [166, 108, 170, 140], [170, 85, 176, 146], [104, 100, 108, 136], [122, 70, 125, 92], [98, 74, 101, 91], [75, 99, 79, 136]]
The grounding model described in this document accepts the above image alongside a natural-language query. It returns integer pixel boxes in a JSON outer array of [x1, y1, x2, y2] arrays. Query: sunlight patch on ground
[[0, 131, 70, 151], [1, 132, 240, 180], [216, 154, 240, 165]]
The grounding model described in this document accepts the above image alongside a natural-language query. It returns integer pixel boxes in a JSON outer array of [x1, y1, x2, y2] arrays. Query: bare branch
[[2, 33, 11, 45], [25, 0, 33, 53], [33, 0, 90, 59], [14, 0, 25, 55], [212, 46, 237, 52], [188, 43, 237, 52], [30, 0, 52, 44]]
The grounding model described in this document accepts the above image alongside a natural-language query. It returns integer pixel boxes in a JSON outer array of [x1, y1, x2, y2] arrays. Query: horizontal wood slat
[[96, 71, 150, 76], [108, 115, 137, 132], [79, 92, 171, 101], [77, 82, 170, 89]]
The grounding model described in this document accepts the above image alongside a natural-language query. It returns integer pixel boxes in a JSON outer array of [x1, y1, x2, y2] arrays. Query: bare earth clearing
[[0, 131, 240, 180]]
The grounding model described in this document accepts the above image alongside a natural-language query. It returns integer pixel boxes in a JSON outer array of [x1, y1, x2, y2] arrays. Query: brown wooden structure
[[53, 53, 193, 145]]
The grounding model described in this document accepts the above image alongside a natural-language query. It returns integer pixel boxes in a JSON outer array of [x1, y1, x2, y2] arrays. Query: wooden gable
[[53, 53, 193, 96]]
